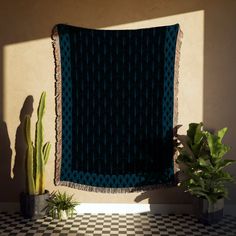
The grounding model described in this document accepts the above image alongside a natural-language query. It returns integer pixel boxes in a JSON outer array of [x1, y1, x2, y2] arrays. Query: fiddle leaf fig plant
[[176, 122, 235, 204]]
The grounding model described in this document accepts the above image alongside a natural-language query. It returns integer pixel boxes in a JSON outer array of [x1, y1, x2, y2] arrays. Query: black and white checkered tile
[[0, 212, 235, 236]]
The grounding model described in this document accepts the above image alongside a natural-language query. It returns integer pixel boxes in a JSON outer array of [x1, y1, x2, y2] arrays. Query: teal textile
[[53, 24, 180, 191]]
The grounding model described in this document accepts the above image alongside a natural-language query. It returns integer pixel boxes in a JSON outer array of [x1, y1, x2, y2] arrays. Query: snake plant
[[24, 92, 51, 195], [176, 122, 235, 204]]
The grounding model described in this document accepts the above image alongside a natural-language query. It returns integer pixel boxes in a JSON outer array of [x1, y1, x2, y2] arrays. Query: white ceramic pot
[[59, 210, 68, 220]]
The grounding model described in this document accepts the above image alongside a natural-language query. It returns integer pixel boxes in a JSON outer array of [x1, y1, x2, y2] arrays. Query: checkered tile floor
[[0, 212, 235, 236]]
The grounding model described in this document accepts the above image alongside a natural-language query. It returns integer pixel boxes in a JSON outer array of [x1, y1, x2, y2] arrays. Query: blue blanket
[[53, 24, 182, 192]]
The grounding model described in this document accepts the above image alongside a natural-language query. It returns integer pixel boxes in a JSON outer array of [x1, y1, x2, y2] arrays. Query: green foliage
[[24, 92, 51, 195], [176, 122, 235, 204], [46, 191, 79, 219]]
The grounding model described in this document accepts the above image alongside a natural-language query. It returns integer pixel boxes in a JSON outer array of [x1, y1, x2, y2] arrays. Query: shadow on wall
[[0, 121, 13, 201], [134, 187, 193, 214], [0, 96, 33, 202]]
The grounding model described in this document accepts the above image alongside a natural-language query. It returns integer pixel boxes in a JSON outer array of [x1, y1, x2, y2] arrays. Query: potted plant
[[176, 122, 235, 224], [46, 191, 79, 220], [20, 92, 51, 219]]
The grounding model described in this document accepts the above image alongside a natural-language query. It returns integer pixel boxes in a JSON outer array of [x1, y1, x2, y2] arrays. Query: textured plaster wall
[[0, 0, 235, 204]]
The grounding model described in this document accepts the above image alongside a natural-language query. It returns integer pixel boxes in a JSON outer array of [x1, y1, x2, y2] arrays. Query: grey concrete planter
[[20, 190, 49, 219], [194, 197, 224, 224]]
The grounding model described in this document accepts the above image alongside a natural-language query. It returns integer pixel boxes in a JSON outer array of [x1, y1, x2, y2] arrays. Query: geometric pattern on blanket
[[52, 23, 182, 192]]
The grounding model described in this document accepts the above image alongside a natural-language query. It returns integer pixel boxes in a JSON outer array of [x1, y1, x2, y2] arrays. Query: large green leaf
[[193, 122, 204, 145], [199, 157, 217, 172], [187, 123, 200, 143], [205, 131, 230, 159], [177, 135, 193, 156], [216, 159, 236, 170], [186, 123, 205, 158], [217, 127, 228, 142], [176, 151, 193, 164]]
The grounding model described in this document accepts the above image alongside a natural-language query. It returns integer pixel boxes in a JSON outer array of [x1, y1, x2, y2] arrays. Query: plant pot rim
[[196, 196, 224, 201], [21, 190, 50, 197]]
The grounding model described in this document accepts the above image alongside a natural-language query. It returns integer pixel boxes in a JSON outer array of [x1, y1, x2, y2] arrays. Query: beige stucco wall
[[0, 0, 235, 204]]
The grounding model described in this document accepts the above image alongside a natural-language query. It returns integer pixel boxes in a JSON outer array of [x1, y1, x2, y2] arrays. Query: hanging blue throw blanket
[[52, 24, 182, 192]]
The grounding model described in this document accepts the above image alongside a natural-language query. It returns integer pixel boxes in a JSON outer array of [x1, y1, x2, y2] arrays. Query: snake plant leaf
[[24, 115, 35, 195], [35, 92, 46, 194], [43, 142, 51, 165], [25, 115, 32, 144], [37, 92, 46, 120], [24, 91, 50, 195]]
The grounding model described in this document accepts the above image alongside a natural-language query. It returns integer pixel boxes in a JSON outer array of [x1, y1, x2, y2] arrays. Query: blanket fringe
[[52, 25, 63, 187], [173, 27, 183, 175], [55, 179, 178, 193]]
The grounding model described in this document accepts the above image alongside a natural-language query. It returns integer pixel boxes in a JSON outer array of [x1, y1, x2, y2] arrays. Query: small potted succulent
[[20, 92, 51, 219], [46, 191, 79, 220], [176, 122, 235, 224]]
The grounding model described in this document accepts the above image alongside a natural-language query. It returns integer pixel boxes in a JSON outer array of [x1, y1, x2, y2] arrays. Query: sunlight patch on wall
[[3, 38, 54, 177], [103, 10, 205, 133]]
